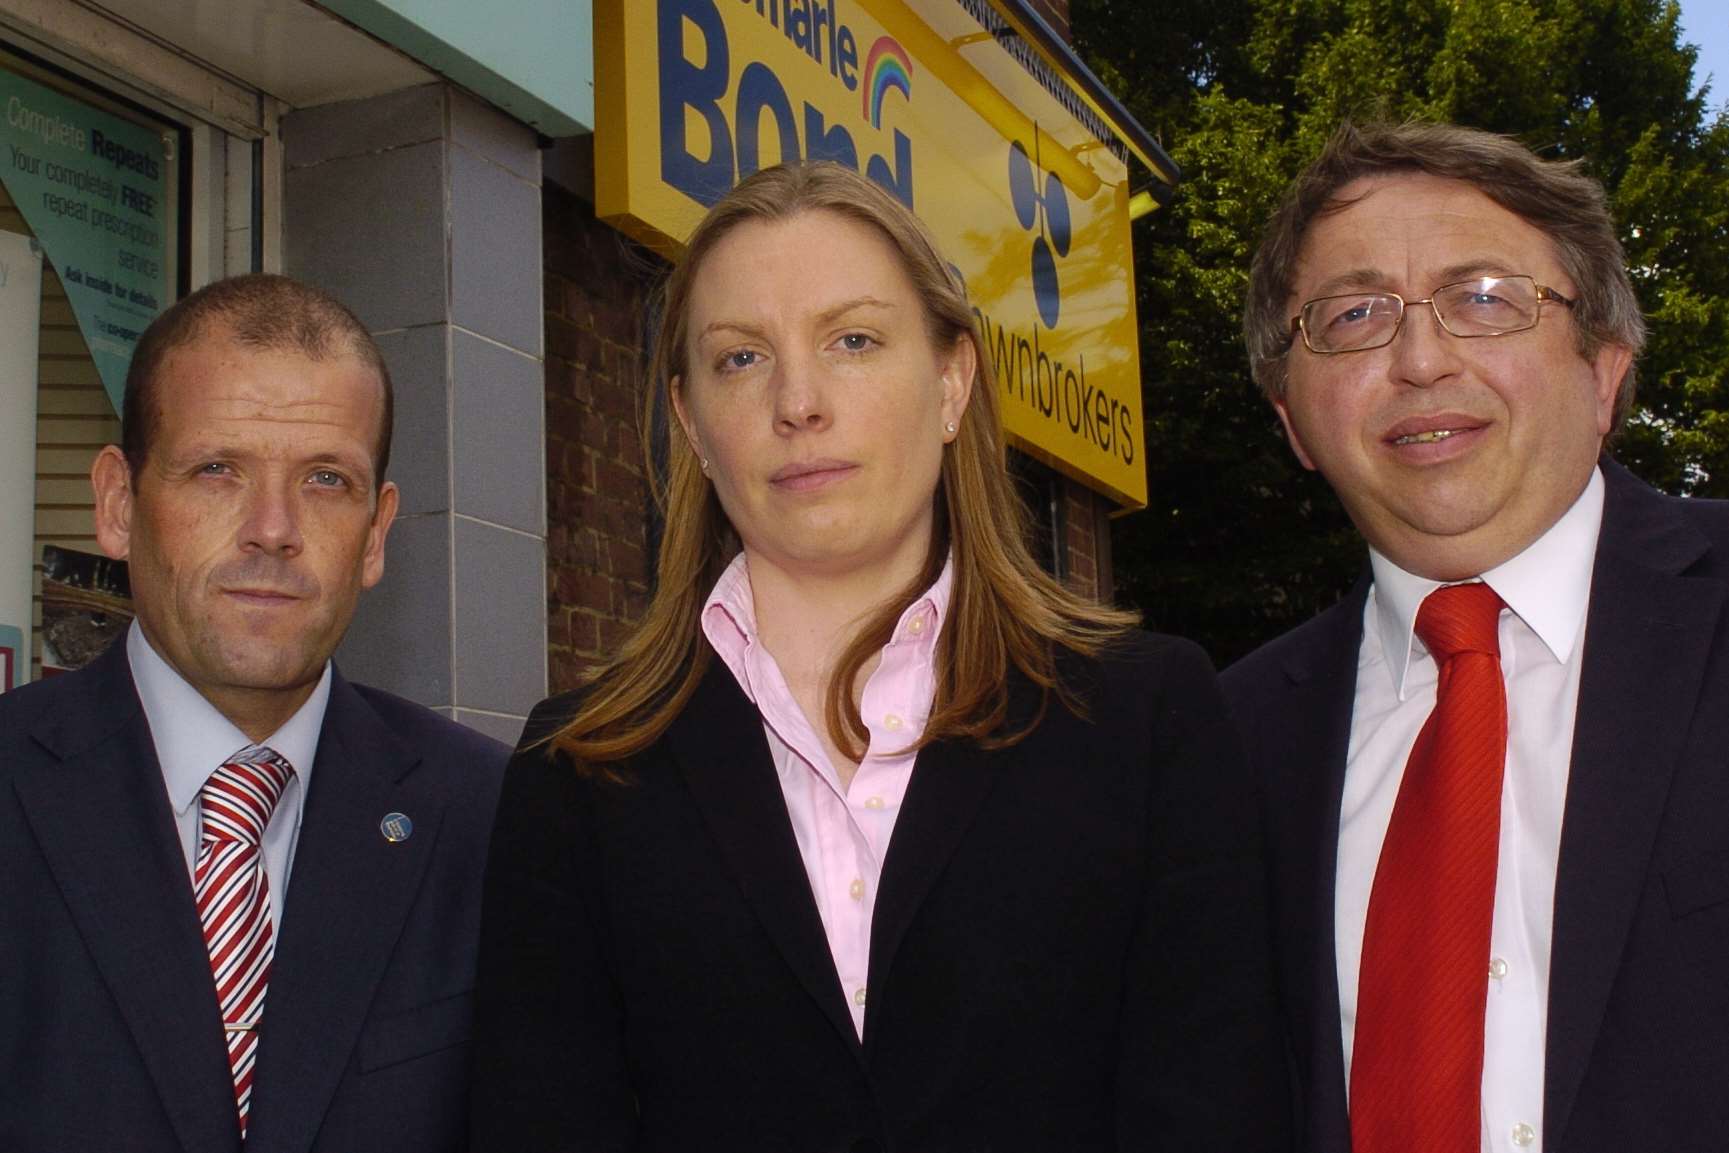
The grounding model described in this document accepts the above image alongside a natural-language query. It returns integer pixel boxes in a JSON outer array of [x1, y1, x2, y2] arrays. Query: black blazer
[[0, 638, 508, 1153], [471, 631, 1292, 1152], [1222, 459, 1729, 1153]]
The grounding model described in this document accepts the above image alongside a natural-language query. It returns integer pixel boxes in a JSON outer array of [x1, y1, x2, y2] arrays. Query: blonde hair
[[552, 161, 1137, 773]]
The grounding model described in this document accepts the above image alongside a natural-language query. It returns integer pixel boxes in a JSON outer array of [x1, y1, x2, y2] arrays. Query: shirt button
[[853, 986, 868, 1006], [907, 614, 926, 636], [1511, 1122, 1536, 1147], [1489, 957, 1510, 980], [864, 796, 885, 810], [882, 713, 903, 730], [849, 878, 866, 900]]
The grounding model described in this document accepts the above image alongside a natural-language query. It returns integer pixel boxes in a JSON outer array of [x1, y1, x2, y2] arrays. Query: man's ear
[[1590, 341, 1635, 438], [361, 480, 399, 590], [91, 446, 135, 560], [1273, 398, 1318, 471]]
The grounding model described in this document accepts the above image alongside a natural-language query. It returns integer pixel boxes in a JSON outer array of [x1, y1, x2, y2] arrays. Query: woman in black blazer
[[471, 162, 1290, 1152]]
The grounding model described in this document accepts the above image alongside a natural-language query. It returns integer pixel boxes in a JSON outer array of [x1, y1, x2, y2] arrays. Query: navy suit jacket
[[0, 638, 507, 1153], [1222, 459, 1729, 1152]]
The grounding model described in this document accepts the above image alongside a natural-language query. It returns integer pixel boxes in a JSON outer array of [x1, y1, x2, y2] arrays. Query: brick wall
[[543, 182, 663, 693], [1063, 480, 1099, 598]]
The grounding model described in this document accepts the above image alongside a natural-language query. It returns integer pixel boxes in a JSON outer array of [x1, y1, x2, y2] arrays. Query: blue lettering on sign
[[660, 0, 734, 207], [865, 132, 912, 210], [658, 0, 913, 209], [740, 0, 858, 90], [736, 62, 799, 178], [803, 105, 857, 167]]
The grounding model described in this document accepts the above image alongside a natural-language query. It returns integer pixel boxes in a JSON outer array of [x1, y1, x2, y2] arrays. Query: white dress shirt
[[1338, 466, 1605, 1153], [127, 620, 329, 930]]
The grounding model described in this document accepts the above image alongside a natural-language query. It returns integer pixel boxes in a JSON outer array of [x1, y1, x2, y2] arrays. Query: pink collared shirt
[[702, 552, 952, 1039]]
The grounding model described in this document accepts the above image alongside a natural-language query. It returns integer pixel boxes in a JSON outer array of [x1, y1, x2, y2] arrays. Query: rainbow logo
[[862, 37, 912, 130]]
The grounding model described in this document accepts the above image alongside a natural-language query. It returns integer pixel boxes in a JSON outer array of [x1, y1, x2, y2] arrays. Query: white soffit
[[83, 0, 434, 107]]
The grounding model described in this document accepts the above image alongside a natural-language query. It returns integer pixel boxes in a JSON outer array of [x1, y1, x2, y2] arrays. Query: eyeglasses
[[1290, 275, 1575, 354]]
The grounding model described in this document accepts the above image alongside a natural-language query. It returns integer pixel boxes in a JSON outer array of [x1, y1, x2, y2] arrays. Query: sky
[[1678, 0, 1729, 109]]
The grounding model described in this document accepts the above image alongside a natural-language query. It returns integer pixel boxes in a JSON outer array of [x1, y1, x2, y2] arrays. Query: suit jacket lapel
[[864, 725, 1003, 1049], [12, 642, 241, 1153], [668, 661, 863, 1058], [243, 671, 447, 1153], [1271, 579, 1365, 1152], [1544, 462, 1723, 1142]]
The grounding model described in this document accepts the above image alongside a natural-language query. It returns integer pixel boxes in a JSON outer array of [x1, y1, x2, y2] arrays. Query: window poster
[[1, 63, 173, 415]]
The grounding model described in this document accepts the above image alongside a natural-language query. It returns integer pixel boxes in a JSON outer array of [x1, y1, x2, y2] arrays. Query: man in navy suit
[[1224, 121, 1729, 1153], [0, 274, 507, 1152]]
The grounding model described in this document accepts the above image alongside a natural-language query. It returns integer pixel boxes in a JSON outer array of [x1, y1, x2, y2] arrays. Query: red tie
[[195, 746, 295, 1139], [1351, 582, 1508, 1153]]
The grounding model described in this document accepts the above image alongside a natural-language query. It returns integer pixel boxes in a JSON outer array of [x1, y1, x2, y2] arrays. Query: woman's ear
[[670, 375, 703, 462], [939, 336, 976, 440]]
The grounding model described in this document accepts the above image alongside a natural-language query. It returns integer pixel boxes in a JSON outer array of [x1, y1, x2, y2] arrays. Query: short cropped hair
[[1244, 121, 1646, 432], [122, 273, 394, 485]]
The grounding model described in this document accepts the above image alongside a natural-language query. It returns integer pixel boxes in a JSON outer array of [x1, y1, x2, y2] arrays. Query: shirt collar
[[700, 551, 955, 703], [1369, 464, 1604, 699], [127, 620, 330, 816]]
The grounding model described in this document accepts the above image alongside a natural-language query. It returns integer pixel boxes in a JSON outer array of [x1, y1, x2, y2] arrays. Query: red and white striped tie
[[195, 746, 295, 1139]]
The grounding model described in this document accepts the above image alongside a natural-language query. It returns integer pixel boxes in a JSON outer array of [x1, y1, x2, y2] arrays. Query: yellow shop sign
[[596, 0, 1155, 507]]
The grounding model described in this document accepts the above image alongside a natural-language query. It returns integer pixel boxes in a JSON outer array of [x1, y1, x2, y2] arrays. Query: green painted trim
[[322, 0, 594, 136]]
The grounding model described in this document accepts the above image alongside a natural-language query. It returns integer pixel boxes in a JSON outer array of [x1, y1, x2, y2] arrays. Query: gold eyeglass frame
[[1289, 275, 1576, 354]]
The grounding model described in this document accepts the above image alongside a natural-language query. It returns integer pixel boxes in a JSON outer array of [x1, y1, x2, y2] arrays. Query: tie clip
[[222, 1019, 262, 1032]]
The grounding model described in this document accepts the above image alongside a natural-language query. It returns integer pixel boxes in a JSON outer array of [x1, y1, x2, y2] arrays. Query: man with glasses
[[1223, 120, 1729, 1153]]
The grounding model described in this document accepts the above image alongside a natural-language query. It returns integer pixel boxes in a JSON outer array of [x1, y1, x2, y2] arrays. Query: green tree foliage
[[1072, 0, 1729, 663]]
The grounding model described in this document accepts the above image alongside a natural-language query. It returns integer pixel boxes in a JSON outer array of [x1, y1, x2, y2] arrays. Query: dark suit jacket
[[1222, 459, 1729, 1153], [0, 638, 508, 1153], [471, 631, 1292, 1152]]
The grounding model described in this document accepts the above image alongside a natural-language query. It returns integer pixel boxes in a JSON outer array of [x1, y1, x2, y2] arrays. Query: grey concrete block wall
[[287, 83, 546, 747], [453, 517, 547, 713], [452, 330, 544, 532], [339, 513, 454, 704], [448, 708, 534, 748], [285, 143, 448, 332], [281, 84, 444, 168], [373, 326, 452, 518], [450, 145, 543, 356]]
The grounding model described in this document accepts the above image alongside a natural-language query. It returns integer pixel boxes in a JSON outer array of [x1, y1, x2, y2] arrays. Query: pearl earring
[[944, 421, 957, 435], [700, 457, 710, 473]]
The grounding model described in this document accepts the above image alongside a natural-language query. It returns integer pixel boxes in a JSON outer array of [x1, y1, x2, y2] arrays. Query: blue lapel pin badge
[[380, 812, 413, 843]]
